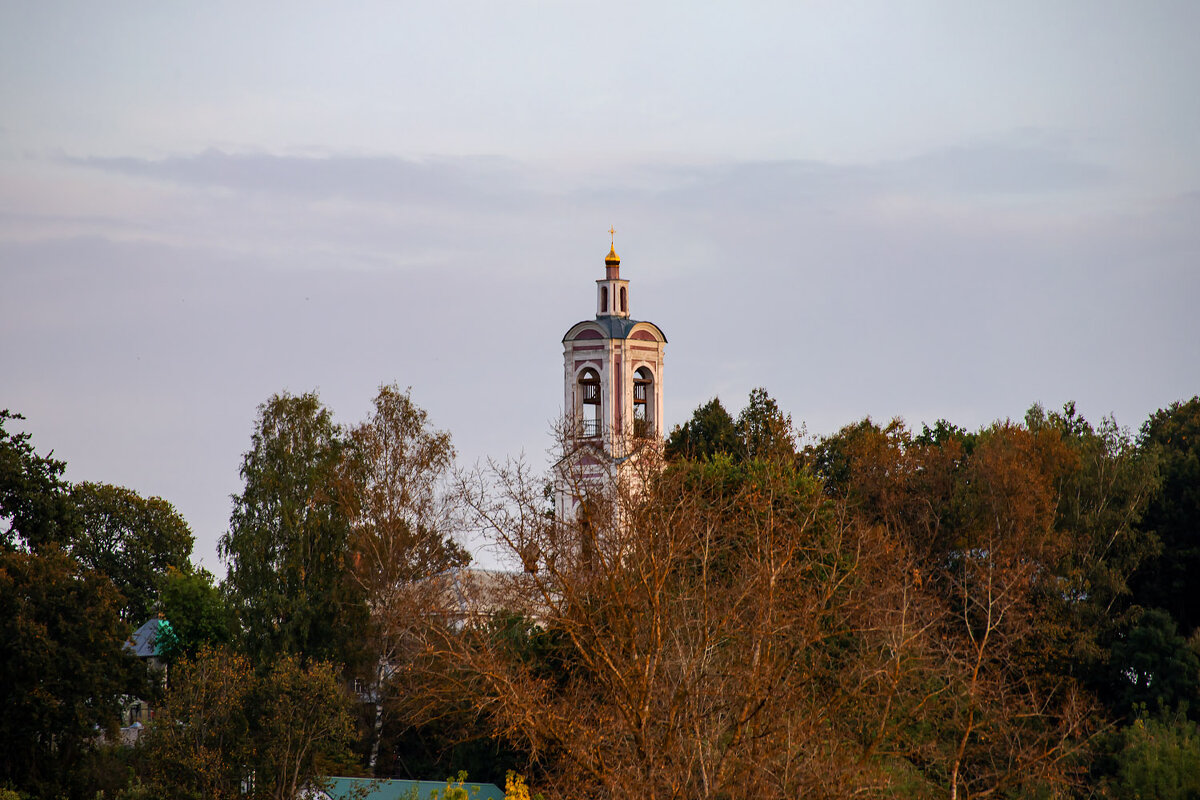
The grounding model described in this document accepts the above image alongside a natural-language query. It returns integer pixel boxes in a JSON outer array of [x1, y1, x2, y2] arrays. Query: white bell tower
[[557, 233, 667, 519]]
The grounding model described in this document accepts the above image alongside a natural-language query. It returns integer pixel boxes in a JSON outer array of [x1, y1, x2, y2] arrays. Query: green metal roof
[[312, 776, 506, 800]]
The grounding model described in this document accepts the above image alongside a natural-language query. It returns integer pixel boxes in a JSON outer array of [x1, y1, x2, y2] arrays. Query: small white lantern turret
[[596, 227, 631, 319]]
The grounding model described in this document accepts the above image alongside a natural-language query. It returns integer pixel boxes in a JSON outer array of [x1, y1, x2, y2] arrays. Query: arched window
[[578, 368, 601, 438], [633, 366, 654, 436], [620, 286, 627, 313], [600, 286, 608, 313]]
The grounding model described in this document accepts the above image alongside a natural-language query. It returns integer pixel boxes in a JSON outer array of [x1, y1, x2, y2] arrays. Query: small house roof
[[124, 617, 171, 658]]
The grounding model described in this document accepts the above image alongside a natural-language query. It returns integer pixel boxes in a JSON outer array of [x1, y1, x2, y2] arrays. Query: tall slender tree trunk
[[369, 696, 384, 774], [368, 662, 385, 774]]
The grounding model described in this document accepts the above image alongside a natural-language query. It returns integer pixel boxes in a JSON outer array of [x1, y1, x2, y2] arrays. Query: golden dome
[[605, 244, 620, 264]]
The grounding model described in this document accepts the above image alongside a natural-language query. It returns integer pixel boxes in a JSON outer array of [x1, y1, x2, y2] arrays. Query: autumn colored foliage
[[3, 394, 1200, 799]]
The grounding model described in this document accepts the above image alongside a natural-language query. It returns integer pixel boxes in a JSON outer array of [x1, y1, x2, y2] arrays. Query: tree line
[[0, 385, 467, 799], [2, 389, 1199, 799]]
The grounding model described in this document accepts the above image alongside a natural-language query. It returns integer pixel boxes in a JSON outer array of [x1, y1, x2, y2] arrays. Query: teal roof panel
[[312, 777, 506, 800]]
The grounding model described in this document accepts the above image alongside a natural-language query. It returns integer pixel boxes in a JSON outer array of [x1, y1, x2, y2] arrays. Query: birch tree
[[341, 384, 468, 773]]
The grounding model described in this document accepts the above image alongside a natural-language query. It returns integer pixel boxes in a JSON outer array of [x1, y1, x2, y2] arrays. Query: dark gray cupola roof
[[562, 317, 667, 343]]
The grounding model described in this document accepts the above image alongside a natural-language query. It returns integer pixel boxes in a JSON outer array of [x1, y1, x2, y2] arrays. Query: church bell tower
[[558, 233, 667, 518]]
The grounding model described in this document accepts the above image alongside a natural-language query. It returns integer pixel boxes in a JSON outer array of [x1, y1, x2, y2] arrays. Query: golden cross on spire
[[608, 225, 616, 246]]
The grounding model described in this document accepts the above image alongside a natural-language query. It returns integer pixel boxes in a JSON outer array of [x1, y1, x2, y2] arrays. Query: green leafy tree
[[803, 417, 891, 499], [666, 388, 795, 464], [131, 647, 359, 800], [1025, 404, 1157, 611], [0, 410, 78, 550], [735, 386, 796, 463], [1109, 715, 1200, 800], [156, 566, 233, 662], [1020, 404, 1160, 715], [68, 482, 194, 624], [0, 546, 145, 797], [1108, 609, 1200, 718], [129, 646, 255, 800], [801, 417, 948, 536], [664, 397, 739, 461], [914, 418, 973, 449], [220, 391, 365, 664], [255, 655, 360, 800], [1131, 397, 1200, 634]]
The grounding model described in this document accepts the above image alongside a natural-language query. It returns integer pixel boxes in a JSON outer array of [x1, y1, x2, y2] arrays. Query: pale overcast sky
[[2, 1, 1198, 572]]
